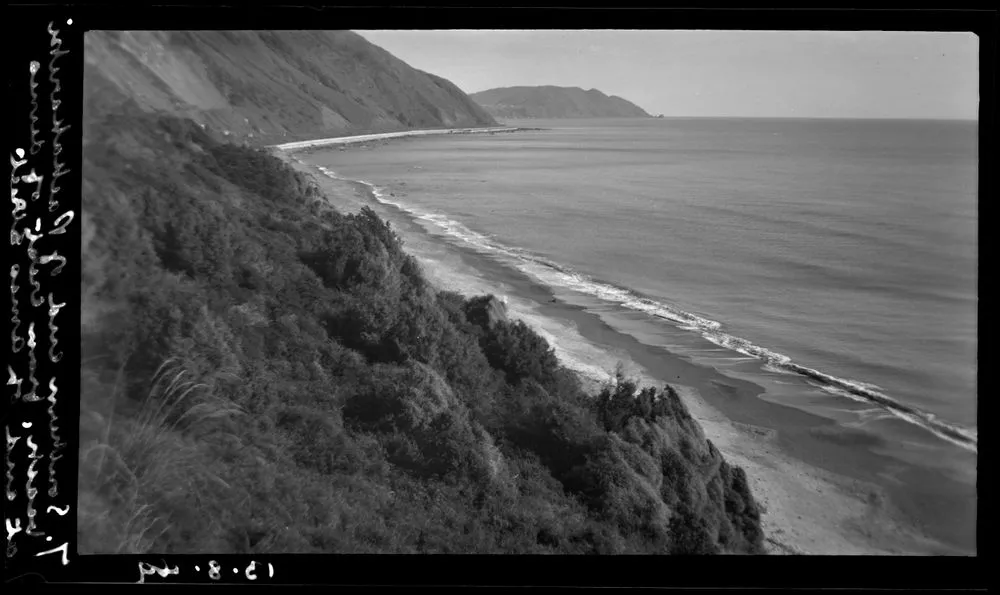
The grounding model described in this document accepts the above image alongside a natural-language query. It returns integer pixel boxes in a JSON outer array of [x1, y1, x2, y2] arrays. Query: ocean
[[303, 117, 978, 553]]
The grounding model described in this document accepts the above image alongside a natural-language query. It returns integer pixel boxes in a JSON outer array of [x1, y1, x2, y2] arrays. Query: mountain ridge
[[471, 85, 652, 119]]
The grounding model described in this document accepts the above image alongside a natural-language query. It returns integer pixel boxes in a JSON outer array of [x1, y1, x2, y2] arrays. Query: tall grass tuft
[[79, 357, 246, 553]]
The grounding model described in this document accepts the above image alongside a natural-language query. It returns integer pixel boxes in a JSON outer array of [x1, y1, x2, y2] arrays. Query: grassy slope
[[84, 30, 497, 147], [79, 86, 764, 553]]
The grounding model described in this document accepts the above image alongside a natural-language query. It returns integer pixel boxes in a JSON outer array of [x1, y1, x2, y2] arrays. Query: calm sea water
[[309, 118, 977, 538]]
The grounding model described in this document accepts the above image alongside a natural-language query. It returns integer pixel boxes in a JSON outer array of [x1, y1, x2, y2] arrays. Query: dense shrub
[[79, 108, 765, 555], [478, 319, 562, 388], [668, 503, 721, 555]]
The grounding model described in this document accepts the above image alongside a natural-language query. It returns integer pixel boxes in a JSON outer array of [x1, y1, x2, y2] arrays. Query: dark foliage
[[79, 109, 765, 555]]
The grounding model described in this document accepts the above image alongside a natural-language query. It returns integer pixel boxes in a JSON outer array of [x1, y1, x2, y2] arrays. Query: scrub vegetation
[[79, 101, 765, 555]]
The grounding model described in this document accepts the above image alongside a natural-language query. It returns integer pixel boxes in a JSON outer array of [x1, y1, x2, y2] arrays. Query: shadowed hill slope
[[84, 30, 497, 146], [471, 85, 652, 119], [79, 104, 765, 556], [80, 34, 764, 555]]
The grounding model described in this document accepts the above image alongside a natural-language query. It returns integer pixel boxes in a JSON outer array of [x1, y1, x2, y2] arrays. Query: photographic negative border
[[4, 3, 992, 588]]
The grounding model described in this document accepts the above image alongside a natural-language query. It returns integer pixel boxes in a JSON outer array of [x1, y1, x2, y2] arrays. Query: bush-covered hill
[[471, 86, 652, 119], [79, 96, 764, 554], [83, 30, 497, 147]]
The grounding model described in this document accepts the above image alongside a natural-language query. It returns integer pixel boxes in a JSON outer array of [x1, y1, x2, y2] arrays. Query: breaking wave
[[315, 165, 978, 454]]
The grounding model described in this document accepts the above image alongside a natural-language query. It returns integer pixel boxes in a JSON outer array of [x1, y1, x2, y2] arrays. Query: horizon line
[[497, 115, 978, 122]]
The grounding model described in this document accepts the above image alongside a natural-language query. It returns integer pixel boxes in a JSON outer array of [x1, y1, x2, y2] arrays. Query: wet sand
[[280, 148, 975, 556]]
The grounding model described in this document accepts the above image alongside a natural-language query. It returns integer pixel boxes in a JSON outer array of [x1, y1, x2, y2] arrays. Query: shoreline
[[427, 229, 964, 556], [278, 144, 974, 556], [271, 125, 540, 154]]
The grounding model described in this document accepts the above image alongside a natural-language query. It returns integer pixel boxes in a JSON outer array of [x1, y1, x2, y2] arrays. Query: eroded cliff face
[[84, 30, 496, 146], [471, 86, 652, 119]]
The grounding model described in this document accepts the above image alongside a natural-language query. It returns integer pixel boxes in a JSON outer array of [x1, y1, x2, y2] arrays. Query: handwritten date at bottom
[[138, 560, 274, 583]]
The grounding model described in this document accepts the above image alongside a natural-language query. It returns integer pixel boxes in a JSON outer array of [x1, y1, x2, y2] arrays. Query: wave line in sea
[[313, 165, 978, 454]]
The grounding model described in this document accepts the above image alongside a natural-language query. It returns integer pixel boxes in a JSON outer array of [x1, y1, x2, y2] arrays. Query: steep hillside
[[471, 86, 652, 119], [83, 30, 497, 145], [80, 33, 764, 554], [79, 98, 764, 557]]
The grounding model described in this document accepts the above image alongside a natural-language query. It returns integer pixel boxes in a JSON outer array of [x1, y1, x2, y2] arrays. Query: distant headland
[[471, 85, 652, 119]]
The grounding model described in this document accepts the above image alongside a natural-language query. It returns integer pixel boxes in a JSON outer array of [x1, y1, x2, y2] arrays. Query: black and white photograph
[[76, 22, 978, 560]]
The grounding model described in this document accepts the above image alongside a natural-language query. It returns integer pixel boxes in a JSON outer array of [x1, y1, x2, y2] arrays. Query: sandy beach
[[274, 142, 970, 557], [273, 126, 532, 153]]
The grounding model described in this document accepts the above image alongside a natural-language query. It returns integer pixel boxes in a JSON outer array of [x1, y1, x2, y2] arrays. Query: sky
[[356, 30, 979, 120]]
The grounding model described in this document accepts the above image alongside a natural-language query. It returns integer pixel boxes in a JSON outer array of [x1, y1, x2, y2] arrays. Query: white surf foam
[[316, 166, 978, 454]]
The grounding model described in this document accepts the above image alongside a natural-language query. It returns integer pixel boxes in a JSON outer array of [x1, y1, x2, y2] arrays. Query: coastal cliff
[[80, 31, 764, 555], [471, 85, 652, 119], [83, 30, 497, 146]]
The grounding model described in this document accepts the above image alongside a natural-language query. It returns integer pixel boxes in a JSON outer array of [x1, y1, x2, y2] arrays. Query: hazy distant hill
[[471, 86, 652, 119], [84, 30, 497, 145]]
